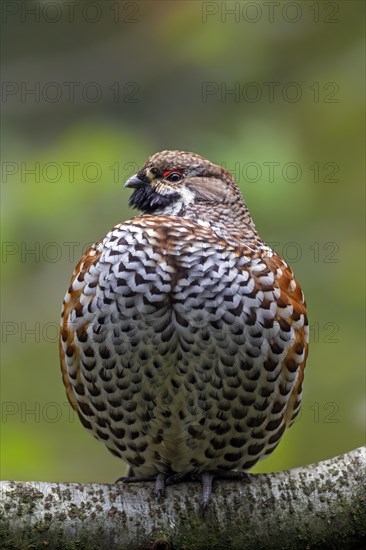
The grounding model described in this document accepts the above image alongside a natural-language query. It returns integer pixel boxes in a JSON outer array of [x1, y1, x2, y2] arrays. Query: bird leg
[[155, 473, 166, 501], [117, 470, 250, 514], [166, 469, 250, 514], [200, 471, 214, 514], [166, 471, 213, 513], [198, 470, 251, 514], [116, 472, 167, 501]]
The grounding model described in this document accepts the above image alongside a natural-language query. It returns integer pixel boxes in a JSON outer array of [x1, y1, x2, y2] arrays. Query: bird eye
[[162, 170, 183, 183]]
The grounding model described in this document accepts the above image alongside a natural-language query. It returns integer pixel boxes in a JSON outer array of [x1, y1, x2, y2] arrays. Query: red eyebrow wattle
[[162, 169, 183, 178]]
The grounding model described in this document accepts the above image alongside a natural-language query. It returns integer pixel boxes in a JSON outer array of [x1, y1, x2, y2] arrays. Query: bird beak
[[124, 174, 147, 189]]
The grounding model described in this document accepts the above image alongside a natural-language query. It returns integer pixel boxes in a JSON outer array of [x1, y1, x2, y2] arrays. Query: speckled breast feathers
[[60, 150, 308, 478]]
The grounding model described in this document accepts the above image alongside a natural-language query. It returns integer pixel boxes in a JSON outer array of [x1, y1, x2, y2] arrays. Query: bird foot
[[167, 469, 250, 514], [164, 471, 214, 513], [197, 470, 251, 514], [117, 470, 250, 514], [115, 473, 167, 501]]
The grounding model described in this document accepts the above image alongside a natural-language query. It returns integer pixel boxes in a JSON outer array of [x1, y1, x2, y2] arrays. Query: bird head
[[125, 150, 244, 215]]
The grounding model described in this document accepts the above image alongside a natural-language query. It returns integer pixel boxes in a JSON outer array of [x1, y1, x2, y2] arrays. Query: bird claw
[[160, 471, 214, 514], [155, 473, 166, 501], [116, 473, 167, 501], [200, 472, 214, 515], [117, 469, 250, 514], [197, 470, 251, 514]]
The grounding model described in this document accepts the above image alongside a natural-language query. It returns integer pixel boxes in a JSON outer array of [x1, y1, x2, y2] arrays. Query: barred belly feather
[[60, 212, 308, 478]]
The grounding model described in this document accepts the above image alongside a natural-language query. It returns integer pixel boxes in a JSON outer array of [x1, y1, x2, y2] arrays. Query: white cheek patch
[[152, 184, 195, 216], [165, 188, 195, 215], [153, 183, 194, 204], [179, 187, 195, 205], [155, 199, 185, 216]]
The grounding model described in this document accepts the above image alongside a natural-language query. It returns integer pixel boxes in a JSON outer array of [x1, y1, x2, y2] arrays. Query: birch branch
[[1, 446, 365, 549]]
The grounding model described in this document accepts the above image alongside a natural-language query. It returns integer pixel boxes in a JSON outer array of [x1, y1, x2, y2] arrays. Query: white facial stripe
[[150, 181, 195, 216], [154, 199, 186, 216], [179, 186, 195, 205]]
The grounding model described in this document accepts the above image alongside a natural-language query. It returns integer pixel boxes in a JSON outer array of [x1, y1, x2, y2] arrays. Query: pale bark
[[1, 446, 365, 550]]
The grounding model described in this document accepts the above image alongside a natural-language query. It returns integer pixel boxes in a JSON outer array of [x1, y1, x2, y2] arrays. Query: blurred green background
[[1, 0, 364, 484]]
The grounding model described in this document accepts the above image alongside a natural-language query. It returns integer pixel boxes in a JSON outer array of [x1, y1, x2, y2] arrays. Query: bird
[[59, 150, 309, 511]]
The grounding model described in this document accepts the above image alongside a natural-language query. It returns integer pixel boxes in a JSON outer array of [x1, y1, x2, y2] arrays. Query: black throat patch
[[129, 186, 181, 213]]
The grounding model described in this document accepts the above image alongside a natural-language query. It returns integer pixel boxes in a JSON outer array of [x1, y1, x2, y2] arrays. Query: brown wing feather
[[266, 253, 309, 427], [59, 243, 102, 411]]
